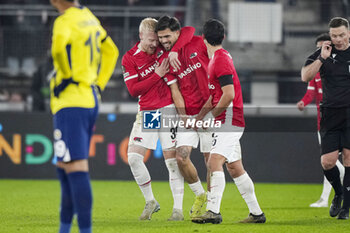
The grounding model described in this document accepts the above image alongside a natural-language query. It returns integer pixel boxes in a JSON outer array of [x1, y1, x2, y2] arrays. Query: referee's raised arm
[[301, 40, 331, 82]]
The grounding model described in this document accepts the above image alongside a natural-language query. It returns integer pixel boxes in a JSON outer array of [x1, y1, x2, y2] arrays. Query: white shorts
[[176, 127, 212, 153], [210, 126, 244, 163], [128, 104, 177, 150]]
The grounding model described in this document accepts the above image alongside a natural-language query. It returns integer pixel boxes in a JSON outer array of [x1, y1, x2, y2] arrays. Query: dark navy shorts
[[53, 94, 98, 162]]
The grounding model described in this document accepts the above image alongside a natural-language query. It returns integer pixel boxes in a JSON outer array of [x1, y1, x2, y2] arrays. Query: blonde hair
[[139, 17, 158, 34]]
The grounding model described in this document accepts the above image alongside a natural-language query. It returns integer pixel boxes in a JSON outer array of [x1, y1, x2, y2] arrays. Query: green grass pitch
[[1, 179, 349, 233]]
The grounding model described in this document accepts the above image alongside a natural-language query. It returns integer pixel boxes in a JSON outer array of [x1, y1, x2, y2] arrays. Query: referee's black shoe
[[330, 194, 343, 217], [337, 208, 349, 220]]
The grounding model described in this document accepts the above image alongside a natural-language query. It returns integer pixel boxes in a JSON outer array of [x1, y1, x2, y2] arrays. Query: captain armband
[[219, 75, 233, 87]]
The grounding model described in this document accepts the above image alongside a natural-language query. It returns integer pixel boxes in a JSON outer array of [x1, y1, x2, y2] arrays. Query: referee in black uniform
[[301, 17, 350, 220], [301, 17, 350, 219]]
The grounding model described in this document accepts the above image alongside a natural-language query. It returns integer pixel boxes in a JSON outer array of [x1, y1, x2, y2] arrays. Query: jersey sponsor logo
[[140, 62, 158, 78], [208, 84, 215, 89], [143, 110, 161, 129], [178, 62, 202, 79], [157, 50, 164, 58], [133, 137, 143, 142], [190, 52, 197, 59]]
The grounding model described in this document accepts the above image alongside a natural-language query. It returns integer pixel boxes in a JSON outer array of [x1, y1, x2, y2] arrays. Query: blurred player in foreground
[[122, 18, 194, 221], [50, 0, 118, 232], [192, 19, 265, 224], [297, 33, 344, 208]]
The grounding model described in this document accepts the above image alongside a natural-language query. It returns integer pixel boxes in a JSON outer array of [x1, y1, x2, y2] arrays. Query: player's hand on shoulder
[[155, 58, 169, 77], [296, 101, 305, 111], [168, 52, 181, 72]]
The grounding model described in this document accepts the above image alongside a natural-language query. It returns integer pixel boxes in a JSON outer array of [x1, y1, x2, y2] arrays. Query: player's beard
[[147, 46, 156, 54]]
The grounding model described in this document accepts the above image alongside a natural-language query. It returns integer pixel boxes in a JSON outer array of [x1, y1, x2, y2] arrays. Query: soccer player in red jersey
[[297, 33, 344, 208], [192, 19, 265, 224], [122, 18, 194, 221], [156, 16, 211, 219]]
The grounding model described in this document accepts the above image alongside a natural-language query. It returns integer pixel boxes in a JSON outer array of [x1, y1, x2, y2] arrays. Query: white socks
[[188, 180, 205, 196], [165, 158, 184, 210], [234, 172, 263, 215], [128, 153, 154, 202], [207, 171, 226, 214], [321, 176, 332, 202], [337, 159, 345, 185]]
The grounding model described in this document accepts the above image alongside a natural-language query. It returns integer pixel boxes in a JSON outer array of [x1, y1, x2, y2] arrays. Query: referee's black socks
[[342, 167, 350, 209], [324, 165, 343, 196]]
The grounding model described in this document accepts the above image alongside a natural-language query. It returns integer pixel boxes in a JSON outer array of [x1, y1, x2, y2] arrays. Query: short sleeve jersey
[[208, 48, 245, 127], [304, 47, 350, 107], [122, 44, 172, 111], [50, 6, 108, 114], [164, 36, 210, 115]]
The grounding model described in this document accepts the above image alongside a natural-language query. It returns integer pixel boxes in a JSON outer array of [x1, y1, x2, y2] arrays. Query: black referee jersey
[[305, 46, 350, 108]]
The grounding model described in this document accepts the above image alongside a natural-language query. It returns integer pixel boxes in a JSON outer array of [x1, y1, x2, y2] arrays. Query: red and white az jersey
[[122, 27, 195, 111], [122, 43, 172, 110], [165, 36, 210, 115], [208, 48, 245, 127]]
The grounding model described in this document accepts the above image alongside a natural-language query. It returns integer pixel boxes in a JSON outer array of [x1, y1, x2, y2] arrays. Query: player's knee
[[176, 152, 191, 166], [176, 147, 190, 159], [128, 153, 144, 167], [321, 158, 336, 170], [176, 155, 185, 166]]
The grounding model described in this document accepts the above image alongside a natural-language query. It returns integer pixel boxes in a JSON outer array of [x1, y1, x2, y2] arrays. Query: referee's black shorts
[[320, 106, 350, 155]]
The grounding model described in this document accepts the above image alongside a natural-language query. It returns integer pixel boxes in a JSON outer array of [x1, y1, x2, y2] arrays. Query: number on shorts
[[212, 133, 217, 146], [170, 127, 177, 139]]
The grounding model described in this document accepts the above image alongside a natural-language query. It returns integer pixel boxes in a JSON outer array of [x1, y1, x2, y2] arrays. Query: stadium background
[[0, 0, 347, 183]]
